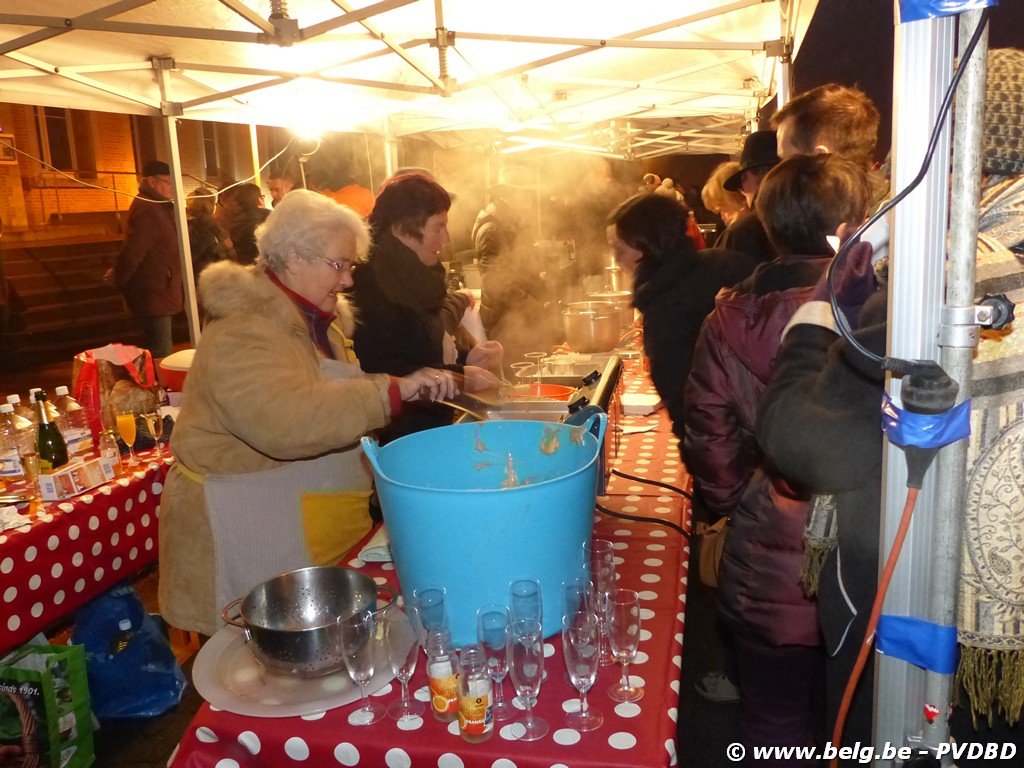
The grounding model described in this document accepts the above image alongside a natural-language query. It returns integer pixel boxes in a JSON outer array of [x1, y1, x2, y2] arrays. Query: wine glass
[[509, 578, 543, 625], [115, 408, 138, 467], [383, 605, 424, 721], [477, 604, 516, 722], [411, 586, 447, 632], [591, 560, 617, 666], [507, 618, 548, 741], [562, 612, 603, 732], [562, 577, 593, 620], [606, 588, 644, 702], [524, 352, 546, 390], [144, 410, 164, 458], [337, 609, 385, 725], [584, 538, 615, 569]]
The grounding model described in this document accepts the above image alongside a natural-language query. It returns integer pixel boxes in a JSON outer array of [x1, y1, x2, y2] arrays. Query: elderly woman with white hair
[[159, 190, 457, 636]]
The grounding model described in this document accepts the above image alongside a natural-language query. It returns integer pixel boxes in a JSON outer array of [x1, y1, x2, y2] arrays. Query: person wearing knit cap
[[111, 159, 181, 359]]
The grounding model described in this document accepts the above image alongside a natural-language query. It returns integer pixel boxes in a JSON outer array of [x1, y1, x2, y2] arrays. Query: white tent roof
[[0, 0, 817, 157]]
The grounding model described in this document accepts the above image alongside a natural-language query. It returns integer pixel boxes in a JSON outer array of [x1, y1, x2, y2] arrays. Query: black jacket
[[715, 209, 777, 265], [634, 247, 763, 447]]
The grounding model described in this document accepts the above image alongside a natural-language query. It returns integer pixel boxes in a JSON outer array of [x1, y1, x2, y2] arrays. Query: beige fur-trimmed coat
[[158, 261, 392, 635]]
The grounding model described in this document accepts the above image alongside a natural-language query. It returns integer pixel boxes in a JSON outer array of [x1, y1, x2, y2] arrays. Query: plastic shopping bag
[[0, 641, 95, 768], [70, 585, 186, 720], [71, 343, 159, 441]]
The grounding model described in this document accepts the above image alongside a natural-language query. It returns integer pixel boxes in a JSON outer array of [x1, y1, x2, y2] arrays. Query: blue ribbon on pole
[[877, 615, 959, 674], [898, 0, 998, 25], [880, 394, 971, 449]]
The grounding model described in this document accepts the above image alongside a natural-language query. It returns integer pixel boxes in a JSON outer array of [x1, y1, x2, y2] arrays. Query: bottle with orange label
[[425, 628, 459, 722], [458, 643, 493, 743]]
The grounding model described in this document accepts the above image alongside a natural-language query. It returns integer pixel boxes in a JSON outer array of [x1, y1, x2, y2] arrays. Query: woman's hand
[[462, 365, 504, 393], [398, 368, 460, 402], [465, 340, 504, 374]]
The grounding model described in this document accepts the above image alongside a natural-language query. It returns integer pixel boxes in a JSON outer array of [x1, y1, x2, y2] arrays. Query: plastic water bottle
[[7, 393, 36, 425], [0, 404, 25, 481], [109, 618, 135, 657], [54, 386, 93, 457], [98, 429, 123, 475], [0, 402, 37, 480]]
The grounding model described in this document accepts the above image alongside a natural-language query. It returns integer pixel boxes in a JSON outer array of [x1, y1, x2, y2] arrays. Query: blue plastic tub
[[361, 414, 607, 646]]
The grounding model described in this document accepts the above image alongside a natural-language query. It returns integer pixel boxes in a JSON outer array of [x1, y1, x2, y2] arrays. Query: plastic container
[[362, 413, 607, 645], [54, 386, 94, 457], [0, 404, 25, 480]]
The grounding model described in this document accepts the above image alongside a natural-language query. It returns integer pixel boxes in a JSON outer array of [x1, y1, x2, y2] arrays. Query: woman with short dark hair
[[607, 192, 760, 446], [349, 173, 502, 442]]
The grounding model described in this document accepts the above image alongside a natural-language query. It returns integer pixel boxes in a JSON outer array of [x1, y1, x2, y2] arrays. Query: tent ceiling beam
[[175, 61, 437, 96], [0, 0, 155, 56], [453, 31, 770, 52], [216, 0, 277, 35], [0, 15, 263, 44], [4, 50, 160, 109], [329, 0, 446, 89], [300, 0, 417, 42], [453, 0, 762, 92]]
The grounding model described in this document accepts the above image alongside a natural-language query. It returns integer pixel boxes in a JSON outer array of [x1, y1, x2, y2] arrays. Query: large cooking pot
[[222, 566, 396, 677], [586, 290, 634, 329], [563, 301, 620, 353]]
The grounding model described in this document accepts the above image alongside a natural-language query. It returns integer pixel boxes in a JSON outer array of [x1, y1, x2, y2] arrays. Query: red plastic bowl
[[509, 383, 576, 401]]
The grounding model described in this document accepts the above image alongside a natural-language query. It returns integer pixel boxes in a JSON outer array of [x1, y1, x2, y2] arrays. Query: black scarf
[[369, 232, 447, 311]]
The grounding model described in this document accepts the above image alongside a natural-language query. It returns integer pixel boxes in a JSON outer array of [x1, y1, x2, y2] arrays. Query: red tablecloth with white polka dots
[[171, 364, 692, 768], [0, 451, 170, 654]]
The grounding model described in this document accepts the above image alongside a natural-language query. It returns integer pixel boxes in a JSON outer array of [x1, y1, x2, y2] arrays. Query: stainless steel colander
[[222, 565, 396, 677]]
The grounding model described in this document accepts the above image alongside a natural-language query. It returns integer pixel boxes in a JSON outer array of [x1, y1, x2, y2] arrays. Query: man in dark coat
[[113, 159, 182, 359]]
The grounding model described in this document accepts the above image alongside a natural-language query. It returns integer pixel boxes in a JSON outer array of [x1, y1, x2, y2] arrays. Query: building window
[[35, 106, 75, 171], [202, 121, 219, 177], [131, 116, 161, 172]]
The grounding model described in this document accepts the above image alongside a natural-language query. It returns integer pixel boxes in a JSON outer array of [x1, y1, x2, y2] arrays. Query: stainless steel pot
[[586, 290, 634, 329], [563, 301, 621, 353], [222, 565, 396, 677]]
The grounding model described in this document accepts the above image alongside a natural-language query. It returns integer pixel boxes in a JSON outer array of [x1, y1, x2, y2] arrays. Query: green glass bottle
[[36, 391, 69, 473]]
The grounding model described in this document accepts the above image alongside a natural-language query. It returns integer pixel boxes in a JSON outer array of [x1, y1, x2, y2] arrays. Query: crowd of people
[[106, 55, 1024, 765]]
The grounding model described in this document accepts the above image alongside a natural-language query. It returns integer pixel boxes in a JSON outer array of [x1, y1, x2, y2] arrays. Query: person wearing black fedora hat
[[111, 158, 181, 359], [716, 131, 780, 264], [722, 130, 781, 203]]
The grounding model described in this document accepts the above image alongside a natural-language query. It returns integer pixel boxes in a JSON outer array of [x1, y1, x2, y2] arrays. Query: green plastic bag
[[0, 643, 94, 768]]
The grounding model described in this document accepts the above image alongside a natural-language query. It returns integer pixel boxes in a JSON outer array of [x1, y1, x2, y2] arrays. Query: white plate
[[192, 623, 405, 718]]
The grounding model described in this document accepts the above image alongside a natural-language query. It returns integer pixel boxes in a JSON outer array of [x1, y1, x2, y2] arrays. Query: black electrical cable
[[827, 8, 991, 371], [610, 468, 693, 500], [595, 502, 692, 540]]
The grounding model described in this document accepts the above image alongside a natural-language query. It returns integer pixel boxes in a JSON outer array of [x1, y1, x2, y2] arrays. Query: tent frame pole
[[154, 59, 200, 347], [875, 8, 987, 763]]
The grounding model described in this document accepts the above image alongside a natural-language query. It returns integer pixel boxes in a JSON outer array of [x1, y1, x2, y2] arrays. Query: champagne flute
[[562, 612, 603, 732], [337, 609, 385, 725], [509, 578, 543, 626], [606, 588, 644, 702], [524, 352, 546, 391], [562, 577, 593, 620], [383, 605, 424, 721], [144, 410, 164, 458], [115, 408, 138, 467], [591, 560, 617, 666], [411, 586, 448, 633], [477, 604, 516, 722], [508, 618, 548, 741]]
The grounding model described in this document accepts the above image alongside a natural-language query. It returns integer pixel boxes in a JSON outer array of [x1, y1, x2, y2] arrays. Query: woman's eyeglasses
[[317, 255, 345, 272]]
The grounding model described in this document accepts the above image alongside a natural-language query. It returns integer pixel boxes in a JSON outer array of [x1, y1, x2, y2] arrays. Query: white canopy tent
[[0, 0, 817, 159]]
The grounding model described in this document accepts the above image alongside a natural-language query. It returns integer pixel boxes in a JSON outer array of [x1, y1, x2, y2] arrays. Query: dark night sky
[[793, 0, 1024, 161]]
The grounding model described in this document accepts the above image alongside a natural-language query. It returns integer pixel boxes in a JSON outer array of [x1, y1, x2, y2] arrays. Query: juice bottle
[[425, 628, 459, 722], [458, 643, 493, 743]]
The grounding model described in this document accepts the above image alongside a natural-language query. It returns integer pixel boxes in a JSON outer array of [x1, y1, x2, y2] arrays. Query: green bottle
[[36, 391, 69, 473]]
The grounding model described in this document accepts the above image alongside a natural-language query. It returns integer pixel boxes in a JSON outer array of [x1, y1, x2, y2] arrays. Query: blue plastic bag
[[70, 583, 186, 719]]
